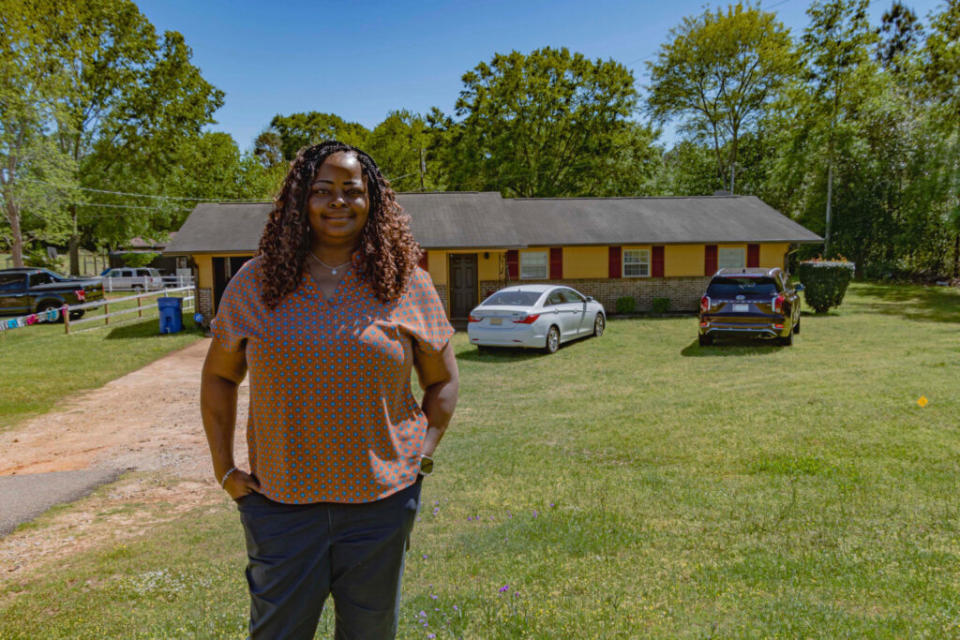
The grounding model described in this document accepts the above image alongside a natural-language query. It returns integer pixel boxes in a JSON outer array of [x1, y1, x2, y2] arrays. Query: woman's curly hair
[[258, 140, 422, 309]]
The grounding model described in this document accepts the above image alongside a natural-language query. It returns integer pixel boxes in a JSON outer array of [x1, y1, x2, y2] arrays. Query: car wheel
[[477, 345, 490, 355], [132, 284, 143, 292], [778, 331, 793, 346], [544, 325, 560, 354], [698, 334, 713, 347], [593, 313, 605, 337], [793, 316, 801, 334], [36, 301, 63, 323]]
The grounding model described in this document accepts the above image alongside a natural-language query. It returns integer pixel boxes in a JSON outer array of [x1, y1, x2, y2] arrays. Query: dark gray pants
[[236, 479, 421, 640]]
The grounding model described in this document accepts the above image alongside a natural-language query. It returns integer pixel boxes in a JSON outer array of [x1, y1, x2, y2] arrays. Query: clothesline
[[1, 308, 62, 331]]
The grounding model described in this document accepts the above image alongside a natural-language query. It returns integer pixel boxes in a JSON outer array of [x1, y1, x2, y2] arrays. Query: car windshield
[[481, 290, 543, 307], [707, 277, 779, 297]]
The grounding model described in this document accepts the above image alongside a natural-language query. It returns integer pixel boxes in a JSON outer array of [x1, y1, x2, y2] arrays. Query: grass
[[0, 299, 203, 432], [1, 282, 959, 638]]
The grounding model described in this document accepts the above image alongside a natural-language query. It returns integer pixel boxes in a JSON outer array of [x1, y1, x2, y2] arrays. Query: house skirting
[[480, 277, 712, 313]]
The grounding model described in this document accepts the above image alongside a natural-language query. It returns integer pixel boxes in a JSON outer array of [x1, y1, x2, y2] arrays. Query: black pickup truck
[[0, 268, 105, 320]]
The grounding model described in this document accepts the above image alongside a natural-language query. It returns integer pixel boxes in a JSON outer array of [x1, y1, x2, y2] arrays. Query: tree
[[264, 112, 370, 162], [441, 47, 647, 197], [797, 0, 877, 256], [918, 0, 960, 275], [366, 110, 437, 191], [646, 2, 796, 193], [48, 1, 224, 272], [876, 2, 923, 73], [0, 2, 78, 267]]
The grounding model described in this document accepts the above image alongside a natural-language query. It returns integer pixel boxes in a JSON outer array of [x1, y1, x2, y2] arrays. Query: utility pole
[[418, 148, 425, 191]]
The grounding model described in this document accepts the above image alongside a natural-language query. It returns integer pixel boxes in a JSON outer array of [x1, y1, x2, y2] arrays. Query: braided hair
[[258, 140, 422, 309]]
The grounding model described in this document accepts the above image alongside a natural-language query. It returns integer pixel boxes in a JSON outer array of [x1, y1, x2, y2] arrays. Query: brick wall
[[480, 277, 710, 313], [198, 287, 214, 320]]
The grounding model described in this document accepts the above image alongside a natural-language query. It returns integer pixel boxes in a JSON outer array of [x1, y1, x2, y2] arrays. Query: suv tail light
[[699, 296, 710, 313], [75, 288, 86, 302], [468, 314, 480, 323], [513, 313, 540, 324], [773, 294, 785, 313]]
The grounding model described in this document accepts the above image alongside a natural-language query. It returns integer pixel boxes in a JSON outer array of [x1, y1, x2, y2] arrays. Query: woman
[[200, 140, 459, 640]]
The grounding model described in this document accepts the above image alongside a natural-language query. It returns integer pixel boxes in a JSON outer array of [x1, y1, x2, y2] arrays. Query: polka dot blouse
[[211, 257, 454, 504]]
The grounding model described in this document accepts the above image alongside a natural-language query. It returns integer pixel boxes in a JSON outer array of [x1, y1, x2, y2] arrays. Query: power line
[[19, 177, 266, 203], [71, 201, 191, 211]]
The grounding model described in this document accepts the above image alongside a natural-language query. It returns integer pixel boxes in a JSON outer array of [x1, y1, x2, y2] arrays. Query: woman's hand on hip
[[224, 469, 261, 500]]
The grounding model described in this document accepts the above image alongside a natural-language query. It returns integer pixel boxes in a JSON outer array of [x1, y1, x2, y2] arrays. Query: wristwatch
[[419, 454, 434, 476]]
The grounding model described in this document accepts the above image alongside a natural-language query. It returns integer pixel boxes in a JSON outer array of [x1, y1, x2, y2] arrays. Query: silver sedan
[[467, 284, 606, 354]]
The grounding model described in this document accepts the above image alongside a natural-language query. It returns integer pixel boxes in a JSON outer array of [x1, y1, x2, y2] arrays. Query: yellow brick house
[[164, 192, 821, 323]]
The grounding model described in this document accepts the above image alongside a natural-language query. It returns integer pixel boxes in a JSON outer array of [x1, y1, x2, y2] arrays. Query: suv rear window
[[482, 291, 543, 307], [707, 277, 779, 297]]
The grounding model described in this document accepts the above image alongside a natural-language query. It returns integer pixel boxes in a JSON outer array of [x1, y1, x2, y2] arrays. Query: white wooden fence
[[63, 286, 195, 334]]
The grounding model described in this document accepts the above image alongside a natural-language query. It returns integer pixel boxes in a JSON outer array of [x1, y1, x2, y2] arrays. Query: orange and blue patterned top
[[211, 257, 454, 504]]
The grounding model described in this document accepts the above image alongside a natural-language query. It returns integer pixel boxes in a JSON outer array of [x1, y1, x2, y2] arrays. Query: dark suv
[[698, 267, 803, 346]]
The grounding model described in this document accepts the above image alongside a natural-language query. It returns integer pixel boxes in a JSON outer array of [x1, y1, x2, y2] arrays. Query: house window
[[623, 249, 650, 277], [520, 251, 548, 279], [718, 248, 746, 269]]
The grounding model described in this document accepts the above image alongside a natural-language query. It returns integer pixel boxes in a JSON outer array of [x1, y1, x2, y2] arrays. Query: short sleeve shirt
[[210, 257, 454, 504]]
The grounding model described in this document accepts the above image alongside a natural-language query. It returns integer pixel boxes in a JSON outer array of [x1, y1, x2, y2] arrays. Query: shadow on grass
[[457, 346, 544, 363], [852, 284, 960, 324], [104, 317, 204, 340], [680, 338, 784, 357]]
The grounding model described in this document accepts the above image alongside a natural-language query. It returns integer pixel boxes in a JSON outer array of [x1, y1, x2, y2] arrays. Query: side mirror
[[587, 296, 595, 302], [795, 283, 805, 292]]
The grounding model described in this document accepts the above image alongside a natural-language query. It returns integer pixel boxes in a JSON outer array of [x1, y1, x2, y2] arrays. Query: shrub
[[652, 297, 671, 314], [797, 259, 856, 313], [615, 296, 636, 314]]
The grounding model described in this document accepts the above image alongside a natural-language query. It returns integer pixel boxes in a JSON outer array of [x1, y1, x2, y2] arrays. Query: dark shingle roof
[[164, 192, 821, 256]]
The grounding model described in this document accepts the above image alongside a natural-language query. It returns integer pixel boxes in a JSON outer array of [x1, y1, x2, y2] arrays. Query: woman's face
[[307, 151, 370, 250]]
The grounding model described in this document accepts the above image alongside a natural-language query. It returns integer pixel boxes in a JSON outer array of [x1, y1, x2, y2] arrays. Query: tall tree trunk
[[4, 196, 24, 268], [953, 232, 959, 279], [825, 163, 834, 257], [69, 204, 79, 275]]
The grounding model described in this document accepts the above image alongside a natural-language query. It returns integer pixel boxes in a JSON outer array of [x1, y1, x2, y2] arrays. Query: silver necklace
[[308, 251, 351, 275]]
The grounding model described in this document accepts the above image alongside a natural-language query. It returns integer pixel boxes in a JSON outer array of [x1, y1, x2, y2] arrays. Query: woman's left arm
[[414, 341, 459, 457]]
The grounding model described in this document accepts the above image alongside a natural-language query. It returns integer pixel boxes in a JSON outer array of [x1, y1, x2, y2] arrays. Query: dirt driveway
[[0, 338, 248, 585]]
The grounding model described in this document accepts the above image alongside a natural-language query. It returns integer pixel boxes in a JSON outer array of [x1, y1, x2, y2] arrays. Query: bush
[[797, 259, 856, 313], [652, 297, 671, 314], [615, 296, 636, 314]]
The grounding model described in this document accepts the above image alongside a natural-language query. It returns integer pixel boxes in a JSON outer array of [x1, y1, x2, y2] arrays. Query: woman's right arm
[[200, 340, 260, 499]]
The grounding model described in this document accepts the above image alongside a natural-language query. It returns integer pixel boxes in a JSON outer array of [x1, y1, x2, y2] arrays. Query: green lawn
[[1, 283, 959, 638], [0, 299, 203, 432]]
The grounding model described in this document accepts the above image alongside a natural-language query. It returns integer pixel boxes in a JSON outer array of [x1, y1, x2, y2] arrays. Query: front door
[[449, 253, 478, 322], [213, 256, 252, 314]]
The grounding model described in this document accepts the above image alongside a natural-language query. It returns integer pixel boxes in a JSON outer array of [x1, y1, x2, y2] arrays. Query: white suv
[[102, 267, 165, 291]]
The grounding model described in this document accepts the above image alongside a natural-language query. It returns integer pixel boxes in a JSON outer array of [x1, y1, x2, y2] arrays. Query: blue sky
[[136, 0, 946, 152]]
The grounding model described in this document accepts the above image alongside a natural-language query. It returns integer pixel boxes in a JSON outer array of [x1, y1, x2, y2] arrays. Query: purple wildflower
[[422, 554, 429, 560], [430, 594, 438, 600], [428, 634, 436, 639], [498, 584, 509, 593], [533, 510, 538, 518], [418, 610, 427, 618], [453, 605, 459, 611]]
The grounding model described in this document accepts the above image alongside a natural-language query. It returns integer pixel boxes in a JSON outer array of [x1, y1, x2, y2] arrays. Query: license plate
[[490, 318, 502, 326], [733, 304, 749, 312]]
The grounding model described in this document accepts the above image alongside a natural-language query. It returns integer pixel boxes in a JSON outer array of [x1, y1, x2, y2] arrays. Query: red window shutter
[[704, 245, 718, 275], [506, 250, 519, 280], [418, 250, 428, 271], [549, 247, 563, 279], [747, 244, 760, 268], [608, 246, 622, 279], [652, 246, 665, 278]]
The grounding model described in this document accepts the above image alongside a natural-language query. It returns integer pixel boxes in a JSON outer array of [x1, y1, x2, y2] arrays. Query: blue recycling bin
[[158, 297, 183, 334]]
